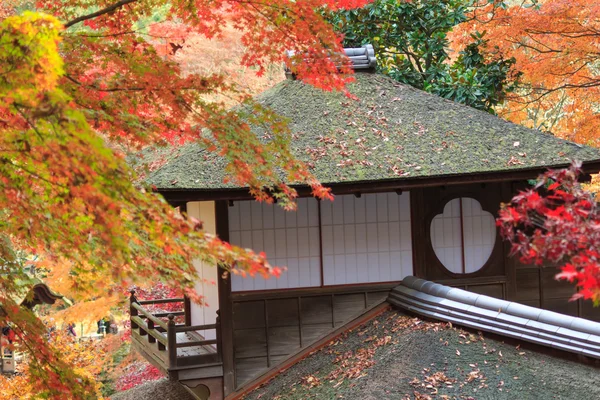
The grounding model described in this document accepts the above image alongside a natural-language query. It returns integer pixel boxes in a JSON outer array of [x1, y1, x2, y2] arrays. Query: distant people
[[96, 318, 106, 335], [66, 322, 76, 337], [1, 327, 14, 342], [109, 321, 118, 334], [97, 316, 118, 335], [1, 326, 15, 355]]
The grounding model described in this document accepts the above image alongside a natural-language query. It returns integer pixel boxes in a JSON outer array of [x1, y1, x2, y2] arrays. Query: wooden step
[[174, 362, 223, 381]]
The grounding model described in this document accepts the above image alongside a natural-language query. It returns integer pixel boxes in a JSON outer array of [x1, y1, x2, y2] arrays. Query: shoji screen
[[430, 198, 463, 273], [320, 192, 413, 285], [229, 198, 321, 291], [462, 198, 496, 273], [430, 197, 496, 274]]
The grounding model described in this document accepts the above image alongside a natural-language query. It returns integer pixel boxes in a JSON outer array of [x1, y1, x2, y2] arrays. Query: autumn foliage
[[0, 0, 369, 397], [452, 0, 600, 145], [0, 331, 105, 399], [497, 162, 600, 304]]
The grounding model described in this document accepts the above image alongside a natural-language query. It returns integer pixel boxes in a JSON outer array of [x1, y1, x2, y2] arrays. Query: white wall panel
[[229, 198, 321, 291], [366, 195, 378, 223], [367, 253, 380, 282], [187, 201, 219, 341], [346, 254, 358, 284], [321, 192, 413, 285], [230, 192, 414, 290], [343, 196, 355, 224], [355, 195, 366, 224]]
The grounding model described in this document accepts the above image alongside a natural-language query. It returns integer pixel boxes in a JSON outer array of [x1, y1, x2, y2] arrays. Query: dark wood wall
[[230, 283, 392, 388], [410, 182, 514, 299], [506, 182, 600, 321], [512, 266, 600, 320], [410, 181, 600, 321]]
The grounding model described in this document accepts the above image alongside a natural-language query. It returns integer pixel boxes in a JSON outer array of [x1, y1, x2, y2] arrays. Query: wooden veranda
[[129, 291, 224, 398]]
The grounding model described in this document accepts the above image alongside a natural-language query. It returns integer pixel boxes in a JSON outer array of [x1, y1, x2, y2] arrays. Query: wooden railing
[[129, 290, 222, 375]]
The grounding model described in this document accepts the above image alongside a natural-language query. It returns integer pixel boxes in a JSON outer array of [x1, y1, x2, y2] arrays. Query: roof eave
[[157, 159, 600, 204]]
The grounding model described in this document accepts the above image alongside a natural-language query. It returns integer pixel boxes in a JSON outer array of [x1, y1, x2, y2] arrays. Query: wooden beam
[[175, 323, 219, 333], [167, 315, 178, 376], [176, 339, 218, 348], [231, 282, 398, 302], [216, 200, 236, 396], [157, 161, 600, 203], [131, 303, 169, 330], [137, 298, 184, 305]]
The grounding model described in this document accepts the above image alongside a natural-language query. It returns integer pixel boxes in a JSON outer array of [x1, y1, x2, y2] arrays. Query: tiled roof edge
[[389, 276, 600, 358], [284, 44, 377, 79]]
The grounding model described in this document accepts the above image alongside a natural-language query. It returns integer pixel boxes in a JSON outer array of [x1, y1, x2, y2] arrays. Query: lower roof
[[242, 308, 600, 400]]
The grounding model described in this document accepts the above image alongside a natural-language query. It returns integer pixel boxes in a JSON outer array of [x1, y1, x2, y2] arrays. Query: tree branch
[[64, 0, 138, 28]]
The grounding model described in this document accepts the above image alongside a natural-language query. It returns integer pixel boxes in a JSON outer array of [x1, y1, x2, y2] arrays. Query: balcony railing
[[129, 291, 223, 380]]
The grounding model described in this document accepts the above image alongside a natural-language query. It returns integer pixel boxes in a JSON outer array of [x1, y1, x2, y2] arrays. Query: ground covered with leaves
[[110, 378, 194, 400], [245, 309, 600, 400]]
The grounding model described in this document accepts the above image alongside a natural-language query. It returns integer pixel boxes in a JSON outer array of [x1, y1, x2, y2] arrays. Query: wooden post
[[167, 314, 177, 376], [184, 296, 192, 327], [129, 290, 138, 330], [216, 200, 236, 395], [147, 318, 156, 344], [215, 310, 222, 361]]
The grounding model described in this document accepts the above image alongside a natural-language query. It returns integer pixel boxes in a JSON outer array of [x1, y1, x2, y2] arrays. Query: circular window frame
[[429, 196, 498, 277]]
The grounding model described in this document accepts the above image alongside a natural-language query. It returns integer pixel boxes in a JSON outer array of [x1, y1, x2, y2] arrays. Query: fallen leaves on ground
[[411, 370, 457, 396], [322, 315, 451, 388], [301, 375, 321, 388]]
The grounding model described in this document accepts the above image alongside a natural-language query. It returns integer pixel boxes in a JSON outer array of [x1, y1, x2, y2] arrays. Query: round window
[[430, 197, 496, 274]]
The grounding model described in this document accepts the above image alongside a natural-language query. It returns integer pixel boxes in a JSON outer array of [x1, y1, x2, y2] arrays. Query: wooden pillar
[[167, 314, 178, 381], [216, 200, 235, 395], [183, 297, 192, 327], [129, 290, 138, 329]]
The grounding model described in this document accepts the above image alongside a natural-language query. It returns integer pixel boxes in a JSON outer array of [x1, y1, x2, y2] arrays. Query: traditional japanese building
[[1, 279, 66, 373], [129, 46, 600, 399]]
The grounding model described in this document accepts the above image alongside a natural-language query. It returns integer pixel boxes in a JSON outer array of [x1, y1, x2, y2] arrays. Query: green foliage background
[[329, 0, 519, 112]]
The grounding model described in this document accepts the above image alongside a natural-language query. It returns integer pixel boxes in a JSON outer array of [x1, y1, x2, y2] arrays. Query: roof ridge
[[284, 44, 377, 79]]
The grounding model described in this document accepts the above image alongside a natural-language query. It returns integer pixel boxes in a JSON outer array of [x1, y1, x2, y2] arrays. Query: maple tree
[[497, 162, 600, 304], [0, 330, 106, 400], [0, 0, 368, 397], [329, 0, 519, 111], [451, 0, 600, 145]]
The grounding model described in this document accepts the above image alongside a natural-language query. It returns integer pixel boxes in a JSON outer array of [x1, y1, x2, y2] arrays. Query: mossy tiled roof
[[145, 73, 600, 190]]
